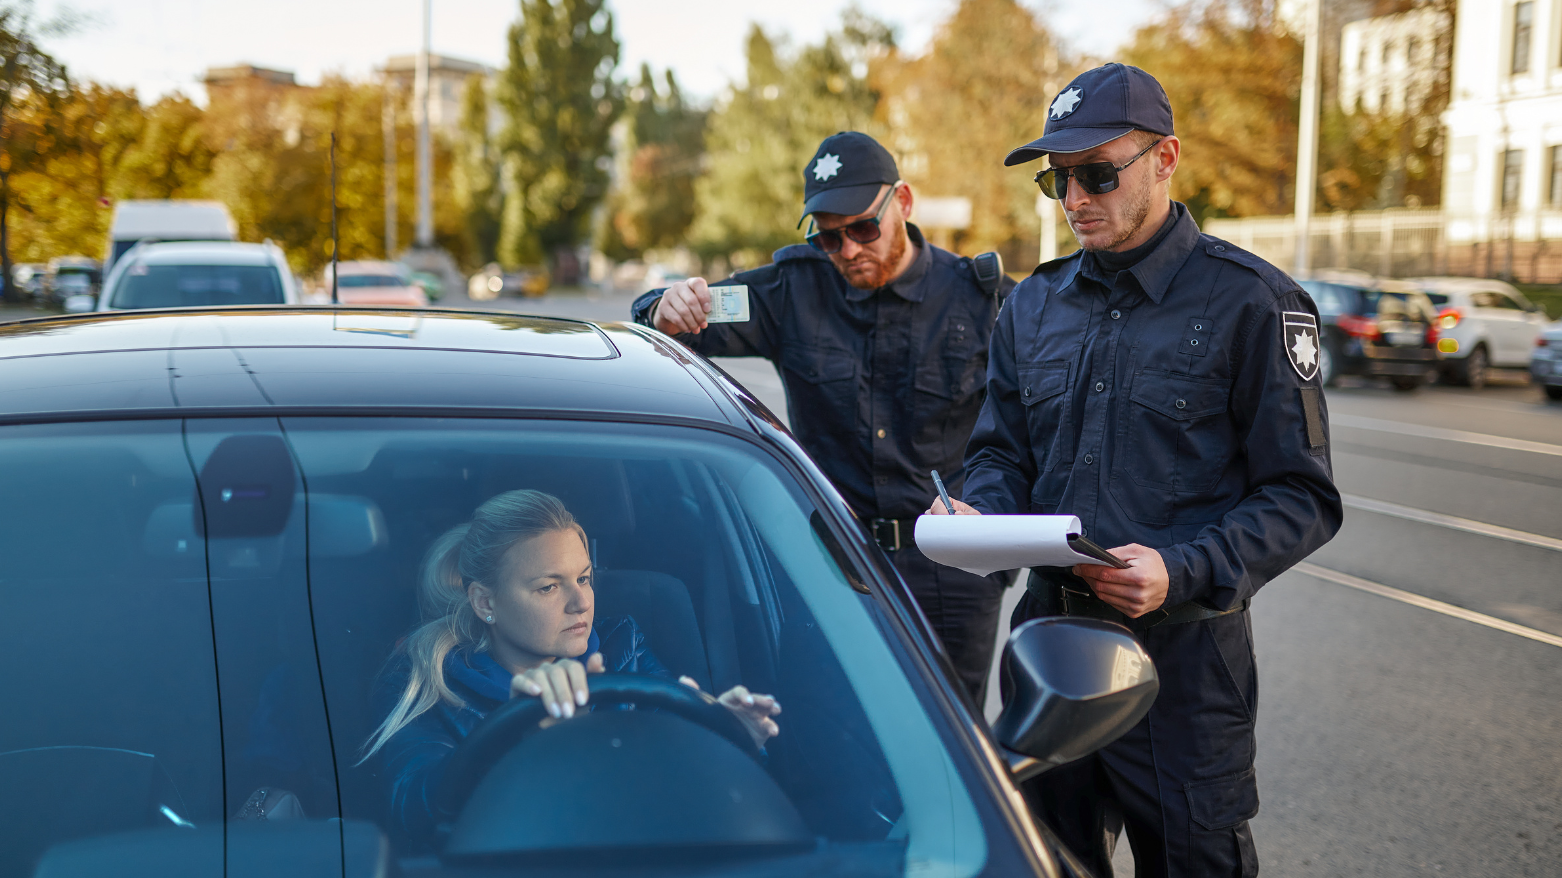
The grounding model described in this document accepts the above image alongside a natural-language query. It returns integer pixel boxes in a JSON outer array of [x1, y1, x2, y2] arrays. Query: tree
[[599, 64, 705, 259], [452, 73, 501, 268], [495, 0, 621, 282], [1123, 0, 1303, 223], [879, 0, 1070, 264], [691, 16, 888, 267], [0, 1, 72, 299]]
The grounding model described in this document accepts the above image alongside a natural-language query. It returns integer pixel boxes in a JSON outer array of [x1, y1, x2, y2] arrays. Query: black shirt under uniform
[[632, 223, 1016, 700], [962, 202, 1342, 878]]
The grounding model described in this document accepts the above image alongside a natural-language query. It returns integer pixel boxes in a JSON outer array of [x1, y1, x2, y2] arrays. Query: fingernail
[[576, 690, 588, 706], [549, 702, 561, 718], [745, 695, 755, 705], [562, 702, 573, 719]]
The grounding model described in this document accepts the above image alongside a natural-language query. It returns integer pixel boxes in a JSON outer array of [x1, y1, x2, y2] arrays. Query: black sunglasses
[[1034, 139, 1161, 200], [806, 183, 902, 253]]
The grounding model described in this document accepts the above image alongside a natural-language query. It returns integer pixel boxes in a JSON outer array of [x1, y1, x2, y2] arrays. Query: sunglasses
[[1034, 139, 1162, 200], [806, 182, 902, 253]]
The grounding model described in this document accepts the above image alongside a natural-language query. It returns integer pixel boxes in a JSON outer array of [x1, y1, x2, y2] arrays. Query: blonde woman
[[362, 489, 781, 851]]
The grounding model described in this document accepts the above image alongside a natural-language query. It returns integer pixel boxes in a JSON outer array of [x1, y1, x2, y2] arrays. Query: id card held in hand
[[706, 285, 751, 323]]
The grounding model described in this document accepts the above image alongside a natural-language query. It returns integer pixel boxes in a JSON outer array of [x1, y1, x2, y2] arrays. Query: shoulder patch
[[1282, 311, 1321, 381], [772, 243, 829, 264]]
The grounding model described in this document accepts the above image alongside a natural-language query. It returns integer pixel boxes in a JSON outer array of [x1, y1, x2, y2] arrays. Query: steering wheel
[[437, 674, 760, 817]]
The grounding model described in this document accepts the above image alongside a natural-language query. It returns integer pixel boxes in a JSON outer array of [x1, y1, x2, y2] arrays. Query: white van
[[104, 201, 236, 271]]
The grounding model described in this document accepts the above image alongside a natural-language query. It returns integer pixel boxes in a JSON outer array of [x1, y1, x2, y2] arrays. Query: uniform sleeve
[[630, 269, 785, 361], [960, 281, 1038, 514], [1158, 289, 1344, 610]]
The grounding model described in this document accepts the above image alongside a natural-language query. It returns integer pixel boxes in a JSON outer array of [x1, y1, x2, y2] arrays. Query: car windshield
[[112, 263, 284, 309], [1423, 292, 1449, 306], [0, 418, 984, 878], [338, 274, 405, 288]]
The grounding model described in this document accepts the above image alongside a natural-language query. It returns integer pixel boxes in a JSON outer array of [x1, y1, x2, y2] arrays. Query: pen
[[931, 469, 956, 515]]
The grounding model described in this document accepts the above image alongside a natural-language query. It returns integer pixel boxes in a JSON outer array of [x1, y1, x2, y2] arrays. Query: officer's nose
[[1062, 177, 1091, 213], [837, 234, 863, 259]]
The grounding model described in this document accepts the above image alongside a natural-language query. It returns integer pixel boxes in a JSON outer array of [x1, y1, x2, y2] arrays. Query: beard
[[1070, 175, 1153, 251], [831, 219, 909, 290]]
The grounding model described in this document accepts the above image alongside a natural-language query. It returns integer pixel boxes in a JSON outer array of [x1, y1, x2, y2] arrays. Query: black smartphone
[[1067, 533, 1131, 569]]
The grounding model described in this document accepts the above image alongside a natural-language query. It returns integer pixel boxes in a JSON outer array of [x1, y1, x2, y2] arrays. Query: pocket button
[[1176, 398, 1187, 409]]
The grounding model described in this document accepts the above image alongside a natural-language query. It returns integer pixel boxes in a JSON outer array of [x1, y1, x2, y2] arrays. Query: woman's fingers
[[510, 671, 542, 699], [678, 675, 701, 690], [543, 662, 575, 718], [585, 652, 605, 674], [564, 659, 590, 708]]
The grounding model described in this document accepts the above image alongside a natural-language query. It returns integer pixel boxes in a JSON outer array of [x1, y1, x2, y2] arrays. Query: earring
[[485, 615, 494, 623]]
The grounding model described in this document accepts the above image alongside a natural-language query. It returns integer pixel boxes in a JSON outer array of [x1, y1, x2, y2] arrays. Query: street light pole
[[1293, 0, 1322, 277], [414, 0, 433, 249]]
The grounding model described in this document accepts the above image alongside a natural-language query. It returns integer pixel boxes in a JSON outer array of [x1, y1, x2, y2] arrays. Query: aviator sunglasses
[[1034, 138, 1162, 200], [805, 182, 903, 253]]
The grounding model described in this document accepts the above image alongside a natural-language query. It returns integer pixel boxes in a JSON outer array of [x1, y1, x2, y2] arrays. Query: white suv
[[1404, 277, 1550, 388], [98, 241, 298, 311]]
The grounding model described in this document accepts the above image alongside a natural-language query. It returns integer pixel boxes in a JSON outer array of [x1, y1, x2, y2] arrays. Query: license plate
[[1386, 330, 1422, 347]]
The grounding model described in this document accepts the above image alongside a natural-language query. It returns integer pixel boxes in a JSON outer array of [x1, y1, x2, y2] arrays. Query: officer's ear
[[895, 182, 915, 220], [1154, 136, 1181, 184]]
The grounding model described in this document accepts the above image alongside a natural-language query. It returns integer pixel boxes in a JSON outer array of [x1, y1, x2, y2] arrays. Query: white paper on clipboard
[[913, 514, 1119, 576]]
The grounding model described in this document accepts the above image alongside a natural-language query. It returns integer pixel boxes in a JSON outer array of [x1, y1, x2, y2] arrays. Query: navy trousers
[[1011, 589, 1262, 878], [886, 543, 1009, 704]]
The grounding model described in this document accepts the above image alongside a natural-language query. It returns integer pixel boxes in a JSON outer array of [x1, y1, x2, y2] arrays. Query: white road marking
[[1294, 562, 1562, 649], [1331, 413, 1562, 458], [1342, 494, 1562, 552]]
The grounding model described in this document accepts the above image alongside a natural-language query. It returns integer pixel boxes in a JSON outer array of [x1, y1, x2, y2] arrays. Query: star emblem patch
[[1283, 311, 1321, 381], [1050, 87, 1083, 119], [813, 153, 842, 181]]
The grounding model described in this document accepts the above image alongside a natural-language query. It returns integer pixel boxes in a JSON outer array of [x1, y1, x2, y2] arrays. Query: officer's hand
[[924, 497, 980, 515], [653, 278, 712, 335], [1073, 544, 1169, 619]]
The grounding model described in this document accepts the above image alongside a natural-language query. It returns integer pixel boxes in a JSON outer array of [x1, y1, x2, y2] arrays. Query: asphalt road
[[39, 286, 1548, 876]]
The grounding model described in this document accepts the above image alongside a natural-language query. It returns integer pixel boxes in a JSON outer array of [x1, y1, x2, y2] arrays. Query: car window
[[338, 275, 406, 288], [112, 264, 284, 309], [0, 421, 225, 877], [1424, 292, 1449, 307], [283, 418, 986, 877], [1489, 292, 1526, 310]]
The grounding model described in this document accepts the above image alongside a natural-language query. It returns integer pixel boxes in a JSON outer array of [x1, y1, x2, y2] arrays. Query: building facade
[[1340, 6, 1450, 114], [381, 54, 492, 134]]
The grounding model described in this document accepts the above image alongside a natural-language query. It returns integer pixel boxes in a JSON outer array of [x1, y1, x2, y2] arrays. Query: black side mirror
[[992, 618, 1158, 783]]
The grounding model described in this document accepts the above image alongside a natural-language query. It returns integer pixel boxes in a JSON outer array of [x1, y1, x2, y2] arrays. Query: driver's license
[[706, 285, 751, 323]]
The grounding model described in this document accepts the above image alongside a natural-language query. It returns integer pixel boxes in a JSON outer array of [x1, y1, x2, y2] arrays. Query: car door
[[1478, 290, 1529, 365]]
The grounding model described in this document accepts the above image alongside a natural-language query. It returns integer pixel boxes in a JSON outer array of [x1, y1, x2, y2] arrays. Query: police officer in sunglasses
[[927, 64, 1341, 877], [632, 131, 1016, 702]]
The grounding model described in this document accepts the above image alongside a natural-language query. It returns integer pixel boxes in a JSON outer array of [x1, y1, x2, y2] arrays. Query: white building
[[1340, 6, 1450, 114], [382, 54, 493, 133], [1442, 0, 1562, 247]]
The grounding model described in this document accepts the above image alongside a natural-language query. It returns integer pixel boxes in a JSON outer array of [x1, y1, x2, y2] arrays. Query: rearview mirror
[[992, 617, 1158, 783]]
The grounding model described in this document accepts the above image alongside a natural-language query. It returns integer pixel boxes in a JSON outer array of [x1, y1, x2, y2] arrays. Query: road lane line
[[1293, 562, 1562, 649], [1342, 494, 1562, 553], [1331, 414, 1562, 458]]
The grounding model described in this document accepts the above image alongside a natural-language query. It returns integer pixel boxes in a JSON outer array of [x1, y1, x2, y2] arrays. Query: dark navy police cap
[[1003, 63, 1174, 165], [799, 132, 900, 226]]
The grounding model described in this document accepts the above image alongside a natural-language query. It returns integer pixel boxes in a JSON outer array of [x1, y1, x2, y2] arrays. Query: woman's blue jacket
[[372, 615, 667, 852]]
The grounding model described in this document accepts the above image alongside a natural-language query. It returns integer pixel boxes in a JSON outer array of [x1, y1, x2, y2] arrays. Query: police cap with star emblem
[[1003, 63, 1175, 165], [798, 131, 901, 226]]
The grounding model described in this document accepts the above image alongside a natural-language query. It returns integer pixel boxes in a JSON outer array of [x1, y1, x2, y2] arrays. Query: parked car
[[0, 305, 1159, 878], [1530, 321, 1562, 401], [97, 241, 298, 311], [104, 200, 236, 272], [408, 269, 445, 302], [43, 256, 102, 307], [10, 263, 46, 300], [1402, 277, 1550, 388], [468, 262, 550, 300], [323, 260, 428, 307], [1297, 270, 1441, 390]]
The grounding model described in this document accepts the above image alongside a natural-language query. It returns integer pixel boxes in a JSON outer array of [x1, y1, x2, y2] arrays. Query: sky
[[29, 0, 1161, 105]]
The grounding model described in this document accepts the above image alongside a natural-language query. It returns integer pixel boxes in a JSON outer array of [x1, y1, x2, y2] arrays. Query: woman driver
[[361, 489, 781, 850]]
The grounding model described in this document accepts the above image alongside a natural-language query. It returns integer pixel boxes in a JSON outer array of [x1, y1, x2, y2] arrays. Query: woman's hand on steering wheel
[[510, 652, 605, 719], [679, 676, 781, 750]]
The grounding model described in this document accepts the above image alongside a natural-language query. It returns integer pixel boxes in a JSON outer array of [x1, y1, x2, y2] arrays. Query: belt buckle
[[873, 518, 902, 551]]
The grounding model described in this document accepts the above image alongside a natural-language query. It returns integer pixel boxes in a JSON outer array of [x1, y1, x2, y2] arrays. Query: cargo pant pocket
[[1185, 767, 1259, 830]]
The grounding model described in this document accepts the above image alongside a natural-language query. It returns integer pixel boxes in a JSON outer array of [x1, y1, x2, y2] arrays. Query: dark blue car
[[0, 307, 1155, 878]]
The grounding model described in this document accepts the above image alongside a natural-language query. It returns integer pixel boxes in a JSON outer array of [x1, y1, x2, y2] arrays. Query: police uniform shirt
[[633, 223, 1012, 521], [961, 202, 1343, 611]]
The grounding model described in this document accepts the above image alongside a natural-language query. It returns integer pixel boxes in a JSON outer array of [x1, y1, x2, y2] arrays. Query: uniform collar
[[1069, 202, 1198, 305], [843, 223, 931, 303]]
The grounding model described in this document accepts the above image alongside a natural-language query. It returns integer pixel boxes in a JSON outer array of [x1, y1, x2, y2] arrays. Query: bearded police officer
[[927, 64, 1342, 876], [633, 131, 1016, 701]]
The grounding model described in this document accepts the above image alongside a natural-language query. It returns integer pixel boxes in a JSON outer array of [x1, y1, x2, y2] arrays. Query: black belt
[[870, 518, 917, 552], [1045, 579, 1249, 630]]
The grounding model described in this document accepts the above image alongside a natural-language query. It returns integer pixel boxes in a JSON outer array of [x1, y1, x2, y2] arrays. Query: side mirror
[[992, 618, 1158, 783], [62, 294, 96, 314]]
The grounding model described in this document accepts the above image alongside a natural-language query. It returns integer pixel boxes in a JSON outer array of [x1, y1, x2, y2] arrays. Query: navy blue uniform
[[633, 224, 1016, 700], [963, 204, 1341, 877]]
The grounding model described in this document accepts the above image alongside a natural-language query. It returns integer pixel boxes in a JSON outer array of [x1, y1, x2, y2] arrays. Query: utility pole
[[414, 0, 433, 249], [383, 80, 398, 259], [1293, 0, 1322, 277]]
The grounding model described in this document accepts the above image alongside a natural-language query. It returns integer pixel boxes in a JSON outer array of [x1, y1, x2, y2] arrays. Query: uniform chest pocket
[[1124, 369, 1234, 491], [782, 345, 857, 386], [1019, 361, 1071, 472]]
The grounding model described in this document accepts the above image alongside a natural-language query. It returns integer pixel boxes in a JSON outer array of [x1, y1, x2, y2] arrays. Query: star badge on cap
[[1049, 87, 1083, 120], [812, 153, 842, 181]]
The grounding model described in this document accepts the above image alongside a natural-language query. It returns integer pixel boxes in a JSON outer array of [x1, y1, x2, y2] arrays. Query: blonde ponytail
[[360, 491, 582, 761]]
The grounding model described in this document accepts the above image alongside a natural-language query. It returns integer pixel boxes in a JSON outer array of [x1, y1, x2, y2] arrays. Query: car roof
[[1403, 276, 1520, 294], [121, 241, 281, 266], [0, 308, 756, 429], [333, 260, 405, 274]]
